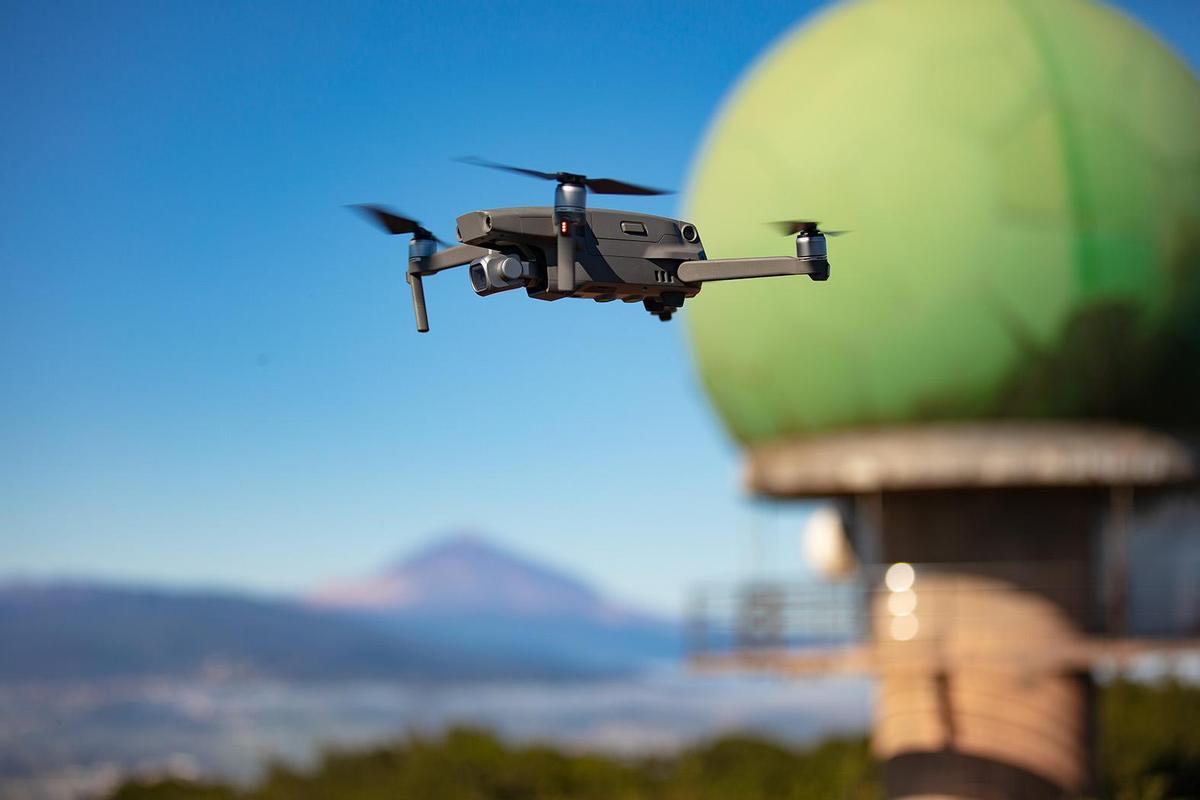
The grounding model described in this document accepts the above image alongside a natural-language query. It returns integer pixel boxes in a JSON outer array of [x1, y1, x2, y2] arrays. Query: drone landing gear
[[644, 292, 684, 322]]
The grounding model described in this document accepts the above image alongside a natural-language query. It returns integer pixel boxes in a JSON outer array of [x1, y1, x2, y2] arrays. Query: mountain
[[0, 582, 430, 683], [0, 581, 587, 684], [308, 534, 678, 673], [0, 535, 678, 685], [309, 534, 647, 623]]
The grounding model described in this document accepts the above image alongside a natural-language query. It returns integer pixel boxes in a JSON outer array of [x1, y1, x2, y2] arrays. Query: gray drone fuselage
[[455, 206, 706, 306]]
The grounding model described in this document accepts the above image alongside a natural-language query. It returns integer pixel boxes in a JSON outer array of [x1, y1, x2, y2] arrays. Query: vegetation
[[1098, 678, 1200, 800], [108, 678, 1200, 800], [109, 732, 877, 800]]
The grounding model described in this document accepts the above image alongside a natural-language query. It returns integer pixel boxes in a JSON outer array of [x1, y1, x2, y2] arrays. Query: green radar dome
[[685, 0, 1200, 446]]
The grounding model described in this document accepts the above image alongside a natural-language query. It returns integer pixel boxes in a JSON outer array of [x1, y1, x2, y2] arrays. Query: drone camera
[[469, 253, 530, 296]]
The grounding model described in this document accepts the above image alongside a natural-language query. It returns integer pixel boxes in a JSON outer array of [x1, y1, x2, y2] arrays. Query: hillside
[[0, 534, 676, 684]]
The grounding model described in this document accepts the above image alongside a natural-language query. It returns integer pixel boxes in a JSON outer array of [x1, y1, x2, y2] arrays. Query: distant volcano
[[307, 533, 676, 674], [308, 533, 651, 624]]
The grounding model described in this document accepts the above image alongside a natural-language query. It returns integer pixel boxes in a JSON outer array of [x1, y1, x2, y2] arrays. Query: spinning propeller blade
[[584, 177, 668, 196], [455, 156, 672, 196], [454, 156, 558, 182], [349, 204, 449, 246], [772, 220, 850, 237]]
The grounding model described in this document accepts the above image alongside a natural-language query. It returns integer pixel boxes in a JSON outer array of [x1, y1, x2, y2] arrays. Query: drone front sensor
[[351, 158, 838, 332]]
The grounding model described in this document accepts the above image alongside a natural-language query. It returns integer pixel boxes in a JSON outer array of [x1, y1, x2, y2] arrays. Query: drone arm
[[420, 244, 495, 275], [677, 256, 824, 284]]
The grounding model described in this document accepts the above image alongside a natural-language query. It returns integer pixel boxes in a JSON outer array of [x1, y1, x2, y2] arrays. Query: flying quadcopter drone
[[351, 156, 842, 332]]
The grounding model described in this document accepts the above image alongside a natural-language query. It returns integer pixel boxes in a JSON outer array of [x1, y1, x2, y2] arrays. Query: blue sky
[[2, 1, 1197, 614]]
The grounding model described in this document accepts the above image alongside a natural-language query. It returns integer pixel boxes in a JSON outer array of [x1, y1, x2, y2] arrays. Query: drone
[[351, 156, 842, 332]]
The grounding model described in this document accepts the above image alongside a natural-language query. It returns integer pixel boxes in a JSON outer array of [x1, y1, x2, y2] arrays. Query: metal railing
[[686, 561, 1199, 673]]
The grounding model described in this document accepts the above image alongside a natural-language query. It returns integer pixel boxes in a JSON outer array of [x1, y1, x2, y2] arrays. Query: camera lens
[[469, 263, 488, 293]]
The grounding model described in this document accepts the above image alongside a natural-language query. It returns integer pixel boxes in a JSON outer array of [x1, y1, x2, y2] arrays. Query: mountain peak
[[309, 534, 628, 622], [394, 532, 508, 569]]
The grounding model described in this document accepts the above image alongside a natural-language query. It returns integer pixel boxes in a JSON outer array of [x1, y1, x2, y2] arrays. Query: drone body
[[353, 158, 836, 331]]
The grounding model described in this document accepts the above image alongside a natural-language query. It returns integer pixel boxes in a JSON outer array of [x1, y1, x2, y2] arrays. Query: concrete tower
[[684, 1, 1200, 797]]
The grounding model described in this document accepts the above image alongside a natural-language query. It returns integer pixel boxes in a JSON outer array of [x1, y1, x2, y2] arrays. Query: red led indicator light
[[560, 220, 569, 235]]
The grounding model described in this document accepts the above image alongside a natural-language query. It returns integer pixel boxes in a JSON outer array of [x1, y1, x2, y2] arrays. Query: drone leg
[[407, 273, 430, 333], [556, 233, 576, 293]]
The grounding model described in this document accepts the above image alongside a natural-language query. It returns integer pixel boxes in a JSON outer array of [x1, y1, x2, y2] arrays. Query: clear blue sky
[[2, 1, 1197, 614]]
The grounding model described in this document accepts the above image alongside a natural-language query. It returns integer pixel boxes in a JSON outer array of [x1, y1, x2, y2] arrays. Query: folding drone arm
[[677, 256, 827, 284], [419, 244, 495, 274], [406, 244, 496, 332]]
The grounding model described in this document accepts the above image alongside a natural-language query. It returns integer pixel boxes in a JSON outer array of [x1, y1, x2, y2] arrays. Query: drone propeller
[[350, 204, 449, 246], [772, 220, 851, 237], [457, 156, 671, 293], [455, 156, 671, 196], [349, 204, 449, 333]]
